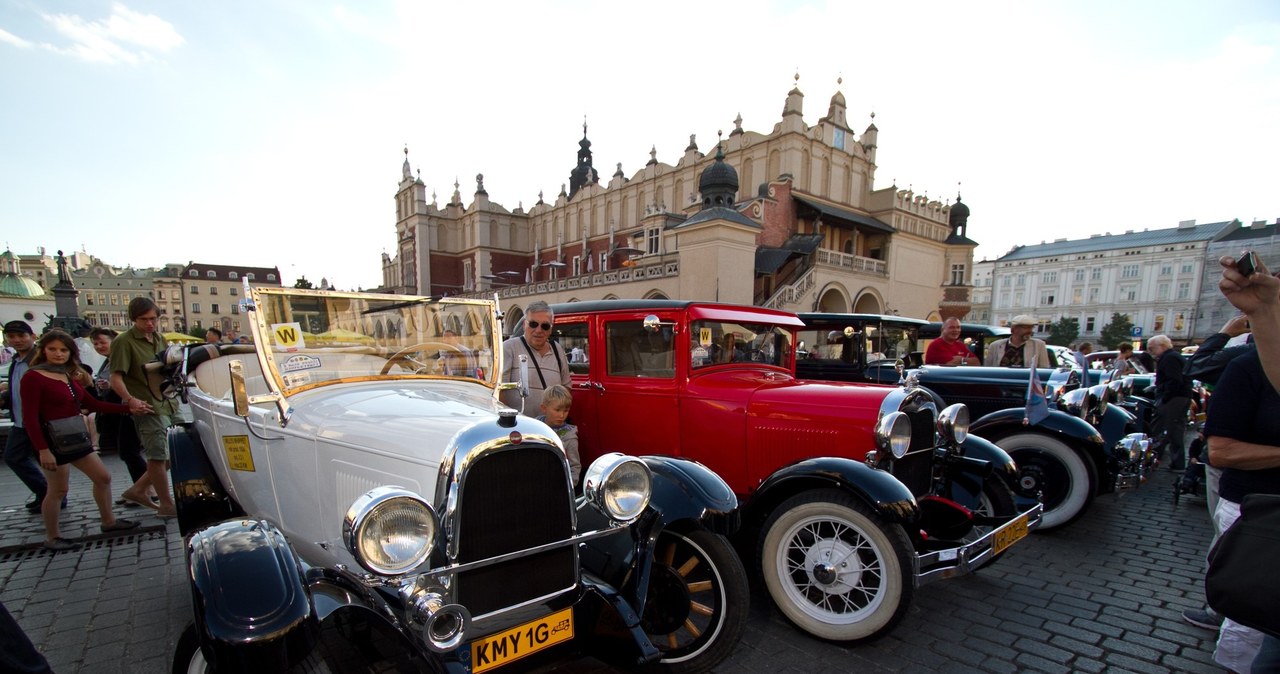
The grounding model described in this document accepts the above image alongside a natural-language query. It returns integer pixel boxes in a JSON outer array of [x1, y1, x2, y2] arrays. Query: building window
[[98, 293, 106, 305], [1042, 271, 1057, 283], [571, 256, 581, 276], [157, 290, 165, 300], [462, 260, 473, 291], [646, 228, 660, 255], [207, 270, 216, 278], [1074, 268, 1085, 282], [267, 273, 277, 282], [230, 287, 237, 296], [1002, 276, 1012, 288], [1016, 273, 1026, 287], [1014, 291, 1024, 306], [1071, 288, 1082, 305], [1039, 291, 1055, 305], [1181, 263, 1193, 274], [1177, 281, 1190, 299], [231, 305, 239, 315], [110, 294, 119, 305], [950, 264, 965, 285], [1085, 316, 1096, 332], [1159, 264, 1172, 276], [189, 285, 198, 294], [1157, 283, 1169, 300], [210, 287, 218, 295], [1089, 287, 1100, 303], [1176, 313, 1186, 330], [1090, 267, 1102, 281], [1121, 285, 1137, 301], [599, 252, 608, 272], [246, 273, 256, 281], [229, 271, 238, 280], [1154, 314, 1165, 332], [192, 303, 201, 313], [87, 295, 95, 306], [1121, 264, 1140, 278], [188, 269, 197, 277], [999, 292, 1010, 308], [211, 303, 219, 314]]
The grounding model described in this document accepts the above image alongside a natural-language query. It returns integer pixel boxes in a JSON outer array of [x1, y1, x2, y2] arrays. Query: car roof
[[552, 299, 805, 327], [798, 313, 931, 328]]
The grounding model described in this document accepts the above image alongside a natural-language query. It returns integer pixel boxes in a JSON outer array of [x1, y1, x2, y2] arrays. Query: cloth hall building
[[380, 81, 979, 333]]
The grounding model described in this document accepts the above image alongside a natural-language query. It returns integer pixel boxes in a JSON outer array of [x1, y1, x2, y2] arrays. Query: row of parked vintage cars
[[157, 286, 1155, 673]]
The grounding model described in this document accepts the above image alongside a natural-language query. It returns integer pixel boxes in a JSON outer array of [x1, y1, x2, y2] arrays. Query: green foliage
[[188, 326, 208, 340], [1046, 317, 1080, 346], [294, 276, 314, 289], [1098, 313, 1135, 349]]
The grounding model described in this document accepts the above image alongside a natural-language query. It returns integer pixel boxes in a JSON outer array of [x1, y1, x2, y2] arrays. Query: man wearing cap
[[985, 315, 1052, 368], [1, 320, 50, 512]]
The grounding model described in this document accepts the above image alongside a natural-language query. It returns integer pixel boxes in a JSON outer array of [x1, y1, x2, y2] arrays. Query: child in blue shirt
[[538, 385, 580, 488]]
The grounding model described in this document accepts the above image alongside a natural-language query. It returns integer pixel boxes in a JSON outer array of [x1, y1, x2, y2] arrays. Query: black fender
[[187, 519, 320, 673], [640, 455, 739, 536], [1097, 403, 1139, 448], [745, 457, 919, 528], [971, 407, 1103, 447], [169, 424, 244, 538]]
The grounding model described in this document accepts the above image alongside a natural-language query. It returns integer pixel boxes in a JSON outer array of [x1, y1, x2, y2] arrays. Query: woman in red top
[[21, 330, 153, 551]]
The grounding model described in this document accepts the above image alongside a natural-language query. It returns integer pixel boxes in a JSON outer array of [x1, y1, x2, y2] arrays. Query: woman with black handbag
[[20, 330, 152, 551]]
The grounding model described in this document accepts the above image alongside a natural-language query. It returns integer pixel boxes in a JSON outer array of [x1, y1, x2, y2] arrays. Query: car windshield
[[864, 325, 917, 362], [690, 320, 792, 370], [248, 288, 499, 395]]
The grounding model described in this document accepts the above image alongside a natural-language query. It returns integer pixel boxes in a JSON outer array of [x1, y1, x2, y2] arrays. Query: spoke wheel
[[634, 529, 748, 674], [760, 489, 913, 643], [1000, 432, 1096, 531]]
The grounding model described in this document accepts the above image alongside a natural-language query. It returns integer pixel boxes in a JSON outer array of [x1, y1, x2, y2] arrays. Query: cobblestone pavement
[[1, 450, 1222, 673]]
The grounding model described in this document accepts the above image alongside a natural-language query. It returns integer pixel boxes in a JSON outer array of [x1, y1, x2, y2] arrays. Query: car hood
[[282, 381, 520, 462], [739, 374, 895, 448]]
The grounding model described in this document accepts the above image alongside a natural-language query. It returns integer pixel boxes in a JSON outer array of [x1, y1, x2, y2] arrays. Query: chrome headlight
[[875, 411, 912, 459], [936, 404, 969, 446], [1107, 379, 1126, 405], [1117, 433, 1152, 462], [583, 453, 652, 522], [1060, 388, 1088, 418], [343, 486, 437, 576]]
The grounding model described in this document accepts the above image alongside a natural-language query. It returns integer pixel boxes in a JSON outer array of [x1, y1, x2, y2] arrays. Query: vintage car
[[157, 287, 747, 673], [796, 314, 1151, 530], [550, 300, 1041, 644]]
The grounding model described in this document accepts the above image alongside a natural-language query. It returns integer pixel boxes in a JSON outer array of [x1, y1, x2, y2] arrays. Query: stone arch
[[815, 283, 851, 313], [925, 310, 942, 321], [853, 287, 884, 314], [503, 306, 525, 338], [602, 293, 620, 300], [643, 289, 669, 300]]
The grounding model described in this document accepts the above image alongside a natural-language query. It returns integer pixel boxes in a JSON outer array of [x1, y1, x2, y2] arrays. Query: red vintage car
[[547, 300, 1041, 644]]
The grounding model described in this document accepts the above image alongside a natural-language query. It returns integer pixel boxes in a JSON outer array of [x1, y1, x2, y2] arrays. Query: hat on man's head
[[1010, 314, 1038, 327], [3, 320, 34, 335]]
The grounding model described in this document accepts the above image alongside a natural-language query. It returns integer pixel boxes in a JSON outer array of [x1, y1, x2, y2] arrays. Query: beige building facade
[[181, 263, 282, 335], [382, 81, 978, 333]]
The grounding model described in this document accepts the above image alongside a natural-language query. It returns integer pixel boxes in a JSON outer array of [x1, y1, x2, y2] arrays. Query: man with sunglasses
[[499, 301, 571, 412]]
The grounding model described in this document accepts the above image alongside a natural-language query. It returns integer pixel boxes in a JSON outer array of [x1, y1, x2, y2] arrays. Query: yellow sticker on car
[[471, 607, 573, 673], [992, 514, 1029, 556], [222, 435, 255, 472]]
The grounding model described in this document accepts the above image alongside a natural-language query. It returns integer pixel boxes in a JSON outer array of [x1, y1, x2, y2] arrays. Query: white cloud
[[41, 2, 183, 65], [0, 27, 35, 49]]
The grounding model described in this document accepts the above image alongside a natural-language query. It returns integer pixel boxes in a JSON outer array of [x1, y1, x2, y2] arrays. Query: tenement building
[[989, 219, 1244, 345], [181, 263, 283, 335], [380, 79, 978, 333]]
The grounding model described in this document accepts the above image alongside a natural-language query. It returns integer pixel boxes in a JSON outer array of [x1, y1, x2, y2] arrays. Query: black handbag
[[1206, 493, 1280, 638], [42, 374, 93, 458]]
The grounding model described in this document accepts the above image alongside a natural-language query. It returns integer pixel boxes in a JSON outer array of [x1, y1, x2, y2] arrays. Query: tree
[[294, 276, 314, 289], [1046, 317, 1080, 346], [1098, 312, 1135, 349], [188, 326, 208, 340]]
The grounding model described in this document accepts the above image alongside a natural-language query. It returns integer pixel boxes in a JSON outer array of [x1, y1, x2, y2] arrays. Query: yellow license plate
[[992, 514, 1029, 556], [471, 607, 574, 673]]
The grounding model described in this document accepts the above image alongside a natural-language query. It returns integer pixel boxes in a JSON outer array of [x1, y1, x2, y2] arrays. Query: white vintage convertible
[[160, 286, 746, 674]]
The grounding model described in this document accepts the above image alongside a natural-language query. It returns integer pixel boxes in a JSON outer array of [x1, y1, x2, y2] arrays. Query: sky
[[1, 1, 1278, 291]]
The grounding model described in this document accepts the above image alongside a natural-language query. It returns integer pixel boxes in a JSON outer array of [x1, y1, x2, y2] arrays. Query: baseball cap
[[1010, 315, 1038, 327], [3, 320, 34, 335]]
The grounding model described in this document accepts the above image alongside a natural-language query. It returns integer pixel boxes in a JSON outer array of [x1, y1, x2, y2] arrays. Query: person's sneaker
[[100, 518, 140, 533], [42, 537, 81, 552], [1183, 608, 1224, 630]]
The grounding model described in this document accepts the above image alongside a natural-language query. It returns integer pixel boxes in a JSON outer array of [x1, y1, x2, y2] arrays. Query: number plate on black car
[[471, 608, 574, 673], [992, 514, 1029, 556]]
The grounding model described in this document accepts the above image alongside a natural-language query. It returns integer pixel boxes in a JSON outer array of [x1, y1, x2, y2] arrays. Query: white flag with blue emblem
[[1025, 354, 1050, 425]]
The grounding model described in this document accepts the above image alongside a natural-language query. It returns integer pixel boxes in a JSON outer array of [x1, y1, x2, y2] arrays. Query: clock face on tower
[[833, 128, 846, 151]]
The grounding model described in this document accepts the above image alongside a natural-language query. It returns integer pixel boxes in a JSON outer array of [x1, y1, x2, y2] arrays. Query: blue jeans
[[3, 427, 46, 500], [1255, 635, 1280, 674]]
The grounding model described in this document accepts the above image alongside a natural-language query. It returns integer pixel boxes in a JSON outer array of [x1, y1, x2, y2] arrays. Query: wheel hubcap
[[804, 541, 861, 592]]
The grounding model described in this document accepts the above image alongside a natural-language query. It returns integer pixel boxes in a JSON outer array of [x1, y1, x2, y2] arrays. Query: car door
[[584, 312, 682, 460]]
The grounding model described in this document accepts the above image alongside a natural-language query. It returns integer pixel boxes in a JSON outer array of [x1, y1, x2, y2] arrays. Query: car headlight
[[936, 404, 969, 446], [875, 411, 912, 459], [1117, 433, 1152, 462], [1107, 379, 1126, 405], [1060, 388, 1088, 418], [583, 453, 652, 522], [343, 486, 437, 576]]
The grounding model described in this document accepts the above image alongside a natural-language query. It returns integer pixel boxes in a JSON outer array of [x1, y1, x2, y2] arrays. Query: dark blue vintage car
[[797, 314, 1153, 531]]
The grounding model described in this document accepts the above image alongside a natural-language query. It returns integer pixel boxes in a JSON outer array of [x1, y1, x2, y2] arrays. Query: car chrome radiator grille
[[892, 408, 937, 495], [455, 445, 576, 617]]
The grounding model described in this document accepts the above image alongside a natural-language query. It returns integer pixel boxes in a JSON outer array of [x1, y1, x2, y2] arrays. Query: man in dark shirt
[[1204, 349, 1280, 670], [1149, 334, 1193, 470]]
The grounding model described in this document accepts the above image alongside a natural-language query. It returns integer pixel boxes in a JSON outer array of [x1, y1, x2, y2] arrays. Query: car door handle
[[574, 381, 605, 392]]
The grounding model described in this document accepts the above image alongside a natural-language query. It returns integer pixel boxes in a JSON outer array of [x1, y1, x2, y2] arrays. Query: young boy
[[538, 385, 580, 488]]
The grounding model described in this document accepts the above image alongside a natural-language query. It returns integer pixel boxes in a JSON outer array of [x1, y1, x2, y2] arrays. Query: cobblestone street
[[1, 449, 1221, 673]]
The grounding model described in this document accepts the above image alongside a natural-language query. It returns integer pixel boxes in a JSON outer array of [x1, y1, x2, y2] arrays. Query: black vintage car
[[797, 314, 1152, 531]]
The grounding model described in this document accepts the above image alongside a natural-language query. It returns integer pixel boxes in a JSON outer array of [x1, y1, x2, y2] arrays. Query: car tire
[[999, 432, 1096, 531], [173, 623, 331, 674], [634, 529, 749, 674], [759, 489, 913, 643]]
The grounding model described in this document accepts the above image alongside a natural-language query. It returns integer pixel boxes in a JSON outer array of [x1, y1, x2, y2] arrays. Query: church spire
[[568, 116, 599, 200]]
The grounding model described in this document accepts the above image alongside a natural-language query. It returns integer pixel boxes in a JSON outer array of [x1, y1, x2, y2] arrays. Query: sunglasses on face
[[528, 320, 552, 332]]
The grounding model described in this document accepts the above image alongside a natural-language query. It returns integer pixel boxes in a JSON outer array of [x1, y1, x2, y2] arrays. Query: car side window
[[554, 321, 591, 375], [605, 320, 675, 378], [690, 320, 791, 370]]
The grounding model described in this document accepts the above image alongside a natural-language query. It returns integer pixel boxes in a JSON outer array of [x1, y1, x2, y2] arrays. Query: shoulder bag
[[1206, 493, 1280, 638], [43, 374, 93, 458]]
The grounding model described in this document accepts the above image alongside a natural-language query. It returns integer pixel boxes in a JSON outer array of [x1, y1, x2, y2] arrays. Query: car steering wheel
[[380, 342, 464, 375]]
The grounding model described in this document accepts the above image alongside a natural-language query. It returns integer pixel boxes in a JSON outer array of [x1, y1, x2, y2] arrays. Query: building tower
[[567, 120, 599, 200]]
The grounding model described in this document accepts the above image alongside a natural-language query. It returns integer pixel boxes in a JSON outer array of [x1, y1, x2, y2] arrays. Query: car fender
[[169, 424, 244, 538], [747, 457, 919, 526], [187, 519, 320, 673], [971, 408, 1103, 447], [640, 456, 739, 536], [959, 434, 1017, 479]]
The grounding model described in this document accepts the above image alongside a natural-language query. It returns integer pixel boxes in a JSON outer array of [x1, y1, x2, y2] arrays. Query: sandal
[[120, 489, 159, 510], [100, 519, 140, 533], [43, 537, 81, 552]]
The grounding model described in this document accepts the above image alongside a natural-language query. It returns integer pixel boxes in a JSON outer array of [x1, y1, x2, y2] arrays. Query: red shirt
[[925, 338, 974, 365], [20, 371, 130, 451]]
